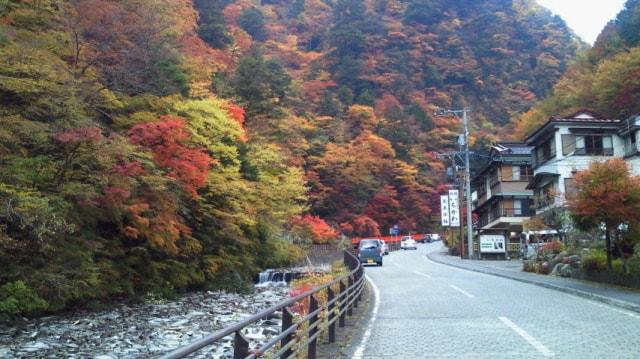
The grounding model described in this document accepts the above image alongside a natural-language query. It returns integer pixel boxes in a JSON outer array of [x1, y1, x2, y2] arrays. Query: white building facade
[[525, 110, 640, 215]]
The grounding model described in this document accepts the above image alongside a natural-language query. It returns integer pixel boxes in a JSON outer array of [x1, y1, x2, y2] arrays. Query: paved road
[[347, 242, 640, 358]]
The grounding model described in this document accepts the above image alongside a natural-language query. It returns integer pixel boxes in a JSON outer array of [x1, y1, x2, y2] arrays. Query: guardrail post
[[339, 280, 346, 328], [280, 308, 294, 359], [347, 275, 353, 316], [327, 287, 336, 343], [233, 331, 250, 359], [308, 295, 319, 359], [355, 269, 362, 305], [343, 250, 350, 268]]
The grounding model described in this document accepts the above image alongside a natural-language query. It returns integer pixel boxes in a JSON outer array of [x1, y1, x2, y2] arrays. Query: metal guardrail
[[159, 250, 365, 359]]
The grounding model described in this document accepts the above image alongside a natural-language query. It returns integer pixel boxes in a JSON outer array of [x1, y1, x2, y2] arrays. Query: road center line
[[412, 270, 432, 279], [449, 284, 475, 298], [499, 316, 554, 357], [353, 274, 380, 359]]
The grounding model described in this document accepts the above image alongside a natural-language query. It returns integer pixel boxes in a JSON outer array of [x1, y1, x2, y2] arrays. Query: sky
[[536, 0, 627, 44]]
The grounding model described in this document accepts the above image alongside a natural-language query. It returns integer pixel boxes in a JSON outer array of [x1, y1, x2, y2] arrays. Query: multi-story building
[[467, 110, 640, 258], [524, 109, 623, 214], [620, 113, 640, 172], [471, 142, 535, 256]]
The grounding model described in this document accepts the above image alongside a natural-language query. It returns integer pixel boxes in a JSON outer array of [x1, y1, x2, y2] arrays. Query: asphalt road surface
[[347, 242, 640, 358]]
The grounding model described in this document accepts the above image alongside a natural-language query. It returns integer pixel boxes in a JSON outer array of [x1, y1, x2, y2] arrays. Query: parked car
[[379, 239, 389, 255], [430, 233, 441, 241], [358, 239, 383, 266], [400, 236, 417, 250], [418, 234, 432, 243]]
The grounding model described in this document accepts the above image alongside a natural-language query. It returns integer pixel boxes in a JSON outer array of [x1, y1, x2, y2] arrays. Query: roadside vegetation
[[0, 0, 583, 319], [523, 158, 640, 288]]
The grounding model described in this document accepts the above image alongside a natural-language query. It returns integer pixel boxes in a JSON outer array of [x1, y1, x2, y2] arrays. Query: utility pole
[[462, 109, 474, 259], [435, 107, 474, 259]]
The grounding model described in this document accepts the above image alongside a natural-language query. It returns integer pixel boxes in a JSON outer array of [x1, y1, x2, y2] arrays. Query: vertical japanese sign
[[448, 189, 460, 227], [440, 195, 450, 227]]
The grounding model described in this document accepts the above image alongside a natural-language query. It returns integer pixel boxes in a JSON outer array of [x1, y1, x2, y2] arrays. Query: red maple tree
[[568, 158, 640, 269], [128, 115, 213, 198]]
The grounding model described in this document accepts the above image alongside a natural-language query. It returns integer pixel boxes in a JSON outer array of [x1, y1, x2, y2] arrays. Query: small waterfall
[[255, 269, 288, 287]]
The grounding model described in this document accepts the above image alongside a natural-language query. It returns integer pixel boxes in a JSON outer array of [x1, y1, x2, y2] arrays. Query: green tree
[[229, 52, 292, 117], [238, 7, 267, 41], [194, 0, 233, 48], [403, 0, 442, 25]]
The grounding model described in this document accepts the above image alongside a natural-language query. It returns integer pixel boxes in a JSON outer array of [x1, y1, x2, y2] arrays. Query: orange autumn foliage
[[291, 215, 338, 244]]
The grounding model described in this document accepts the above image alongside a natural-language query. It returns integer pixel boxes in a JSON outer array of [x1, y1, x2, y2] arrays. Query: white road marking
[[587, 300, 640, 319], [412, 270, 432, 279], [449, 284, 475, 298], [499, 316, 554, 357], [353, 274, 380, 359]]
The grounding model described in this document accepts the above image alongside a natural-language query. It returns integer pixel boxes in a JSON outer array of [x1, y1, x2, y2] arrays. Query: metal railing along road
[[159, 250, 365, 359]]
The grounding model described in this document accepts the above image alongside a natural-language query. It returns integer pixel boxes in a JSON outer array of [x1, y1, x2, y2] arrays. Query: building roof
[[526, 172, 560, 190], [492, 142, 533, 156], [552, 109, 617, 123], [472, 142, 532, 182], [525, 109, 621, 144], [620, 113, 640, 135]]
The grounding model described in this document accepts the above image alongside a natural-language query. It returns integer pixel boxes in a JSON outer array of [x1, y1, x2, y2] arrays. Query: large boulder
[[539, 261, 550, 274], [551, 263, 564, 276], [567, 255, 581, 264], [560, 263, 573, 277], [556, 251, 567, 263]]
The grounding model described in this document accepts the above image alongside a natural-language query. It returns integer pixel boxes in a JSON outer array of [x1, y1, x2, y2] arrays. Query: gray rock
[[560, 263, 573, 277], [0, 347, 12, 357], [0, 286, 288, 359], [551, 263, 564, 276], [21, 341, 50, 352], [568, 255, 581, 264]]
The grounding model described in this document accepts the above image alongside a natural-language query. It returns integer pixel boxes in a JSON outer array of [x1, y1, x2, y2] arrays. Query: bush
[[612, 259, 625, 274], [0, 281, 49, 320], [582, 248, 607, 271], [288, 263, 348, 315], [537, 240, 564, 256], [522, 260, 536, 272]]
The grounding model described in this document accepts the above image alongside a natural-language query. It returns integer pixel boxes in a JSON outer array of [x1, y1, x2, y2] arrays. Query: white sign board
[[448, 190, 460, 227], [479, 235, 506, 253], [440, 195, 450, 227]]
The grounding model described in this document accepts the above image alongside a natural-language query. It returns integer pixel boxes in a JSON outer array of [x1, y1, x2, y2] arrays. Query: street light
[[434, 107, 474, 259]]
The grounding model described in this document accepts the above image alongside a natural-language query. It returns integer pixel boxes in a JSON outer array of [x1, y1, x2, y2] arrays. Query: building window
[[489, 169, 499, 188], [564, 178, 578, 198], [513, 199, 522, 215], [510, 165, 532, 181], [562, 134, 575, 155], [574, 135, 613, 156], [476, 178, 487, 197], [535, 181, 556, 209], [535, 137, 556, 166], [626, 131, 637, 156], [512, 166, 520, 181]]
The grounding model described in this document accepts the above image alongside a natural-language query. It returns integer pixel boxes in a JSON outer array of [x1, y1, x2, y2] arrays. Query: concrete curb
[[426, 252, 640, 314]]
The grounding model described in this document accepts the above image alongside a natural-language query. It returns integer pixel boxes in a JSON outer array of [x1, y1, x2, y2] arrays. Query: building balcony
[[535, 196, 556, 210], [477, 207, 535, 230]]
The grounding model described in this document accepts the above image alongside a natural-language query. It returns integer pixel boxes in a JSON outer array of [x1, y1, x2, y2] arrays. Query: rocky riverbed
[[0, 287, 288, 358]]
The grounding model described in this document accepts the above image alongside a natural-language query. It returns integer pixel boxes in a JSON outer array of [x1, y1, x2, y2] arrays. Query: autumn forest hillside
[[0, 0, 580, 317]]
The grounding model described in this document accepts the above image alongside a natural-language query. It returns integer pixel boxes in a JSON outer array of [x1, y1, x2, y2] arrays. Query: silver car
[[400, 236, 417, 250]]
